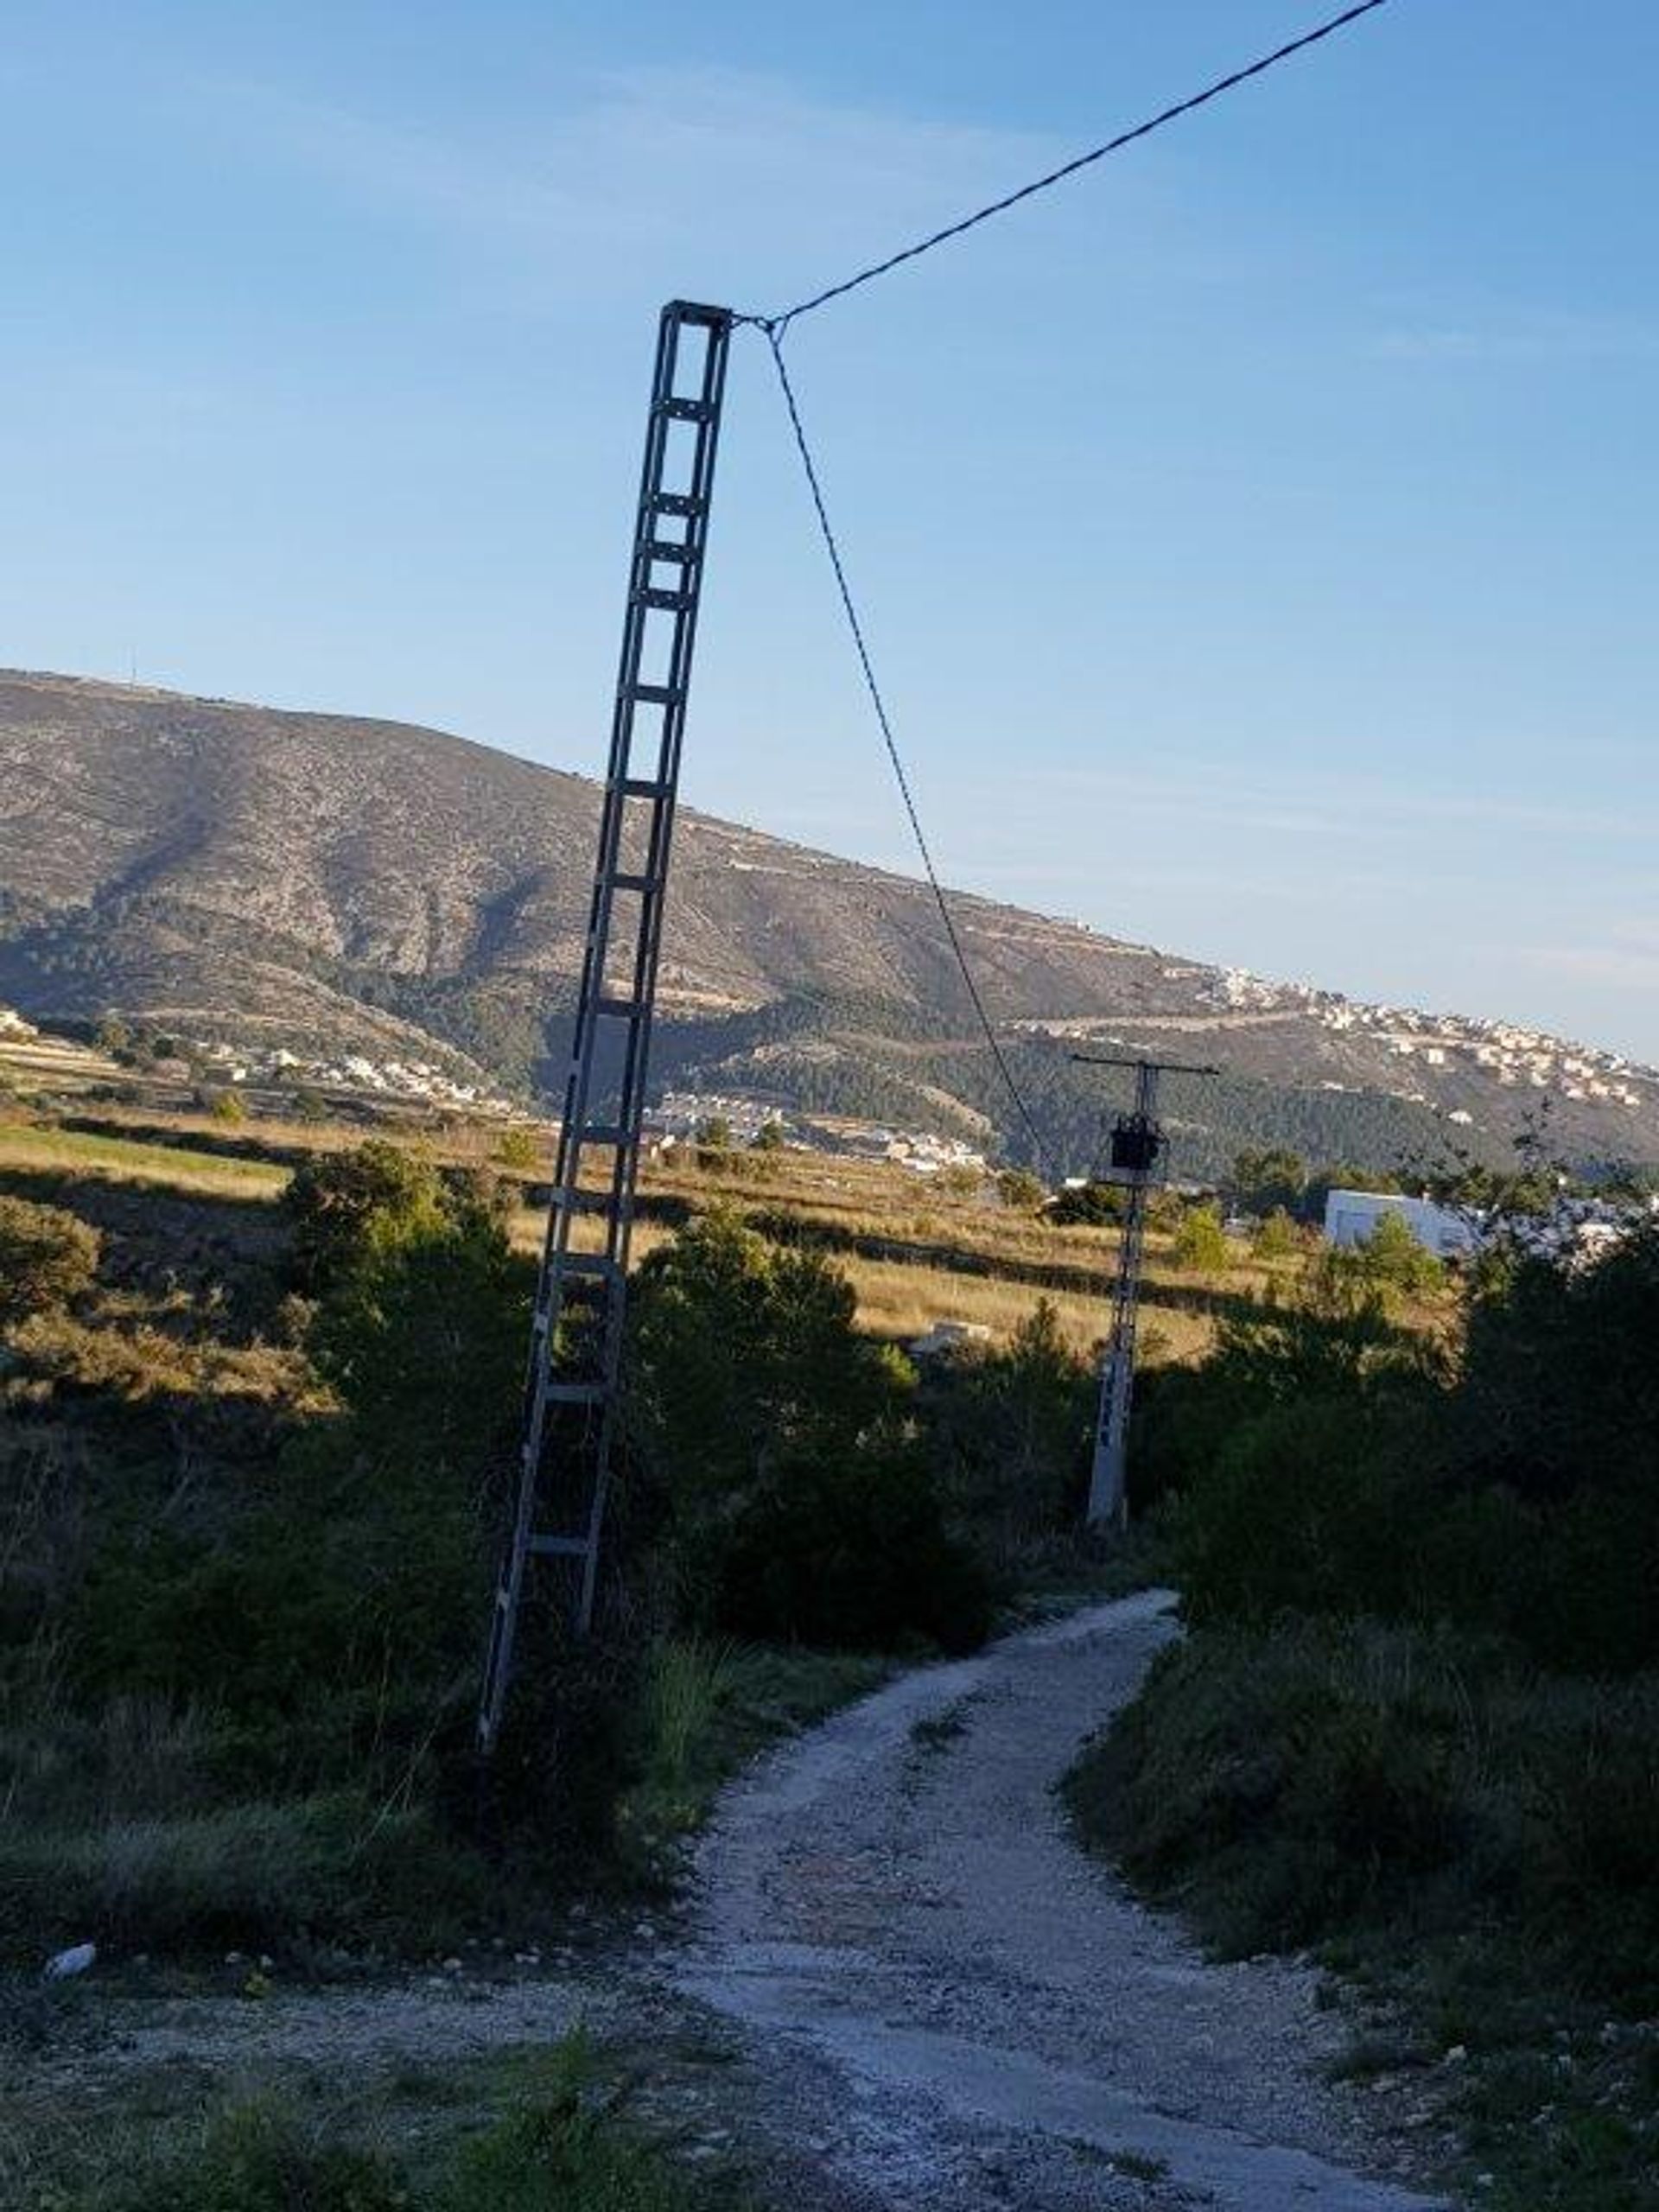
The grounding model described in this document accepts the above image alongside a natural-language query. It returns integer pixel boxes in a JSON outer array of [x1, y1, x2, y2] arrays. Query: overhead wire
[[761, 327, 1052, 1172], [741, 0, 1396, 333], [742, 1, 1400, 1169]]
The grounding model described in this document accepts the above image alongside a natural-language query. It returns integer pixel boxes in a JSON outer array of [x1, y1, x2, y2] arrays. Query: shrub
[[1249, 1207, 1304, 1263], [995, 1166, 1046, 1212], [1171, 1203, 1230, 1274], [628, 1212, 990, 1654], [1049, 1180, 1124, 1227], [1170, 1394, 1432, 1628], [711, 1440, 994, 1654], [1357, 1209, 1444, 1299], [921, 1298, 1094, 1554], [0, 1197, 100, 1328], [1067, 1620, 1659, 2002], [494, 1125, 541, 1173], [280, 1141, 448, 1289]]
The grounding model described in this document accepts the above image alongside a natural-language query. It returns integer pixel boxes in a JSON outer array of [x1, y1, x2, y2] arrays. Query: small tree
[[282, 1140, 448, 1288], [0, 1198, 100, 1328], [495, 1125, 541, 1173], [1050, 1180, 1125, 1228], [1359, 1210, 1444, 1300], [750, 1118, 785, 1154], [1250, 1208, 1304, 1265], [1172, 1203, 1230, 1274], [939, 1164, 982, 1199], [209, 1088, 248, 1126], [1229, 1147, 1306, 1217], [698, 1115, 733, 1153], [996, 1166, 1046, 1214]]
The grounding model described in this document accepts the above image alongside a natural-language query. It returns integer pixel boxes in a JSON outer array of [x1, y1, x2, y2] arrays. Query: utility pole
[[1071, 1053, 1217, 1529], [477, 301, 734, 1756]]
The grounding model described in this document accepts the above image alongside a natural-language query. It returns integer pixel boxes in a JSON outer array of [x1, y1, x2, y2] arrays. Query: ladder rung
[[529, 1534, 591, 1560], [556, 1252, 623, 1281], [606, 871, 657, 895], [619, 778, 670, 801], [645, 538, 698, 565], [636, 587, 693, 613], [551, 1187, 613, 1216], [575, 1123, 629, 1147], [626, 683, 681, 708], [594, 993, 640, 1020], [659, 397, 713, 423], [541, 1379, 607, 1405], [650, 493, 704, 518]]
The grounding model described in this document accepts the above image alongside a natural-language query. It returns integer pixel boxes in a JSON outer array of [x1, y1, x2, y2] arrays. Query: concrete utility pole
[[1071, 1054, 1217, 1529]]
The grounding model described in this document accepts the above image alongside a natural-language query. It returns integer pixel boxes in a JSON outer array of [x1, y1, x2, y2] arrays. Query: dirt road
[[674, 1589, 1450, 2210]]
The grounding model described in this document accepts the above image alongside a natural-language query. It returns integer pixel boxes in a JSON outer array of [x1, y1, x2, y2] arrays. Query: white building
[[1323, 1188, 1477, 1261]]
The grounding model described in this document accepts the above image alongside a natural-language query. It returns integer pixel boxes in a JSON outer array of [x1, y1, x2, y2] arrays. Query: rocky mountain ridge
[[3, 668, 1656, 1175]]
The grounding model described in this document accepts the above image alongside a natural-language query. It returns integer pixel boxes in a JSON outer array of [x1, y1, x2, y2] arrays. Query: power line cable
[[762, 328, 1052, 1171], [743, 0, 1395, 331]]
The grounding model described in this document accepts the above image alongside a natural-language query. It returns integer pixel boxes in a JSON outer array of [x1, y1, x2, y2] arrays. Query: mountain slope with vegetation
[[5, 666, 1657, 1177]]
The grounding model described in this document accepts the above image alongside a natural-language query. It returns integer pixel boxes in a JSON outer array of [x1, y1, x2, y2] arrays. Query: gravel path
[[674, 1589, 1451, 2211], [13, 1593, 1455, 2209]]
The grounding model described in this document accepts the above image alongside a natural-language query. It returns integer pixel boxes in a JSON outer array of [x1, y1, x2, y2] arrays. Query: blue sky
[[5, 3, 1657, 1059]]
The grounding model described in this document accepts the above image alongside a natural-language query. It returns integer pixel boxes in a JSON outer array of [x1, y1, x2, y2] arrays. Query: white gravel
[[674, 1588, 1452, 2210]]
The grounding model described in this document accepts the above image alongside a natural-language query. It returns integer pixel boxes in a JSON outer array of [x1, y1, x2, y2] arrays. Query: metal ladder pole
[[478, 301, 734, 1756]]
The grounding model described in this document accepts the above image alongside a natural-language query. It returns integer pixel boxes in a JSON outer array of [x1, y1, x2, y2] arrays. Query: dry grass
[[6, 1308, 310, 1407], [833, 1251, 1217, 1363], [0, 1123, 289, 1199]]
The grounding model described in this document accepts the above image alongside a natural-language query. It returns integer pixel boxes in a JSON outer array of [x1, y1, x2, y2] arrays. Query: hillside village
[[1014, 963, 1658, 1122], [1208, 968, 1656, 1111]]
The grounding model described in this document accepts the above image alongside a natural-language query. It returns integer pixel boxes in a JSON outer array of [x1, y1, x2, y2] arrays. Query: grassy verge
[[1064, 1620, 1659, 2209], [3, 2029, 754, 2212], [619, 1640, 891, 1878]]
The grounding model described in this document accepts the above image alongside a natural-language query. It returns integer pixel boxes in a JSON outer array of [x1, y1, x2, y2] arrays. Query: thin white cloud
[[164, 62, 1084, 306]]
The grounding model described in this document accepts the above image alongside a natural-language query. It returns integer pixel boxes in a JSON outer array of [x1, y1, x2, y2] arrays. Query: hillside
[[4, 666, 1657, 1176]]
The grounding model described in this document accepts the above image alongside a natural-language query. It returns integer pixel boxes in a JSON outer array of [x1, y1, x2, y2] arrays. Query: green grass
[[4, 2030, 749, 2212], [0, 1789, 491, 1964], [0, 1122, 289, 1198], [620, 1640, 890, 1875]]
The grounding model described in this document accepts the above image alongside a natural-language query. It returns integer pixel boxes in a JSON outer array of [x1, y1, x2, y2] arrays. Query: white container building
[[1322, 1189, 1477, 1261]]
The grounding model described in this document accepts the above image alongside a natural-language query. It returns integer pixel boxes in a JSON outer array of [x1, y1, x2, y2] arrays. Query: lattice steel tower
[[478, 302, 734, 1755]]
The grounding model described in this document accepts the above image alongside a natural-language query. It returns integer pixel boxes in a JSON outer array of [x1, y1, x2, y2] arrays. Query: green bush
[[1171, 1203, 1230, 1274], [0, 1197, 100, 1327], [280, 1141, 448, 1289], [627, 1212, 990, 1654], [1066, 1619, 1659, 1996], [1170, 1394, 1432, 1628], [711, 1440, 994, 1654], [920, 1298, 1094, 1555]]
